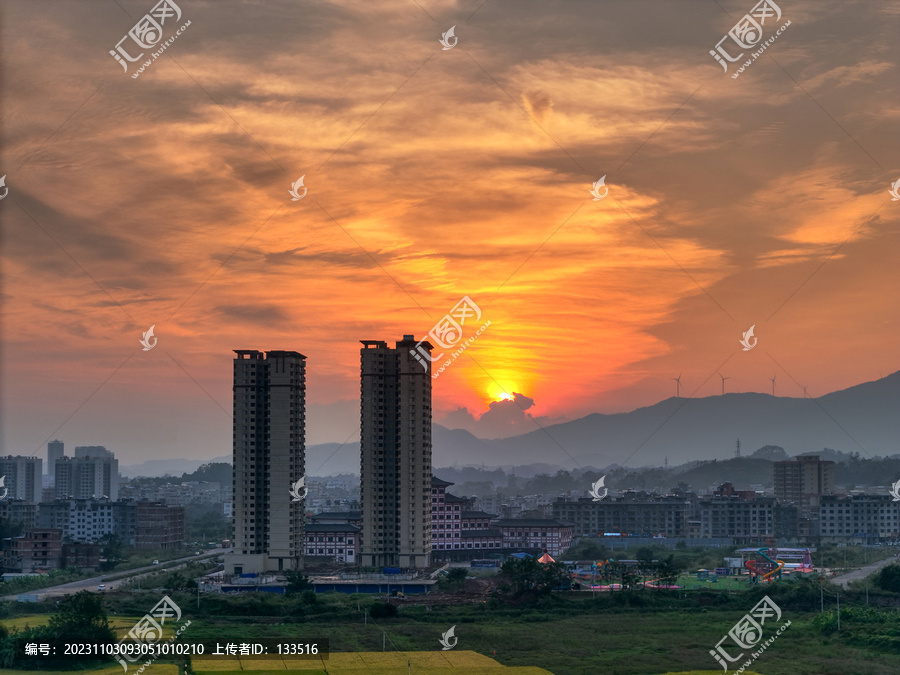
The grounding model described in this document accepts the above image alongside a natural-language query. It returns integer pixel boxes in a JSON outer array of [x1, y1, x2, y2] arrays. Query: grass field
[[3, 582, 898, 674]]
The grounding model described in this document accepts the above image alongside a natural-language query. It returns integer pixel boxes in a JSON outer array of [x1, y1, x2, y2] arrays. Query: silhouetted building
[[228, 350, 307, 575], [54, 455, 118, 500], [0, 456, 42, 502], [47, 440, 64, 479], [774, 455, 834, 519], [73, 445, 113, 459], [359, 336, 433, 569]]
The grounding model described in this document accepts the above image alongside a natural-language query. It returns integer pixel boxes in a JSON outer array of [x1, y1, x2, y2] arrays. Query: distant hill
[[121, 456, 231, 478], [121, 372, 899, 477], [466, 372, 900, 469]]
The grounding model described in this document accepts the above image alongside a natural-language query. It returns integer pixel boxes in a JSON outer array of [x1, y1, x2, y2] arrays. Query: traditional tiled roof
[[304, 523, 360, 533]]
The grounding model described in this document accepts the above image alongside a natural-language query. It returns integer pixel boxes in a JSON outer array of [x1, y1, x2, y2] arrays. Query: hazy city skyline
[[3, 1, 898, 468]]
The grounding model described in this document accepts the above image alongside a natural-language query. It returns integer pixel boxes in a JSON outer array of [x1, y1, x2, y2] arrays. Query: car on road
[[152, 560, 159, 565], [97, 584, 105, 591], [195, 551, 201, 556]]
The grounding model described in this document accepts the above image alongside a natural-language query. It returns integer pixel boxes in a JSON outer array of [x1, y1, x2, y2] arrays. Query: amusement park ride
[[744, 537, 813, 583], [745, 542, 785, 583]]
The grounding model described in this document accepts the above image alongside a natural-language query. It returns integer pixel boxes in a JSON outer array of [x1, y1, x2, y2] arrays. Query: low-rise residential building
[[496, 518, 574, 557], [0, 501, 38, 530], [2, 528, 63, 572], [120, 481, 227, 506], [135, 502, 185, 550], [818, 494, 900, 542], [61, 542, 100, 570], [696, 497, 776, 543], [552, 494, 689, 538], [39, 499, 135, 543], [36, 499, 183, 548]]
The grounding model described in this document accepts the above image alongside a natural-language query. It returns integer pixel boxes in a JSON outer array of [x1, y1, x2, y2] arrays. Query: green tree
[[499, 555, 568, 599], [437, 567, 468, 592], [654, 555, 680, 588], [874, 563, 900, 593], [285, 570, 313, 594], [48, 590, 116, 645]]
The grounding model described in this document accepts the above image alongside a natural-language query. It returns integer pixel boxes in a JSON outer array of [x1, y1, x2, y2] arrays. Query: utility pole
[[383, 631, 386, 652], [820, 586, 824, 613], [837, 595, 840, 631]]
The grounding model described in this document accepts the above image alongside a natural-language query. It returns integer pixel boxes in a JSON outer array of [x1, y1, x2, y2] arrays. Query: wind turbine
[[672, 373, 682, 398], [770, 375, 776, 396], [719, 372, 730, 395]]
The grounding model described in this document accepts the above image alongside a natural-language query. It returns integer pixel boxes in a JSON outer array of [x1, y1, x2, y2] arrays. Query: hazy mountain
[[121, 456, 231, 478], [463, 372, 900, 469], [122, 373, 899, 477]]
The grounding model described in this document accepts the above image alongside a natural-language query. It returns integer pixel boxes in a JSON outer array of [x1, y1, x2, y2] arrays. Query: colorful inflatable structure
[[745, 546, 785, 583]]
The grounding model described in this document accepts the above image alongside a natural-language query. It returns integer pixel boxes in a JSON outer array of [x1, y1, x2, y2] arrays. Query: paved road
[[831, 553, 900, 589], [2, 549, 225, 601]]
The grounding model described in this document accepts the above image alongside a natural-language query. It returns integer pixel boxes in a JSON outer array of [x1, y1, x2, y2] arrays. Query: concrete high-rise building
[[47, 441, 64, 479], [228, 350, 307, 575], [0, 456, 43, 502], [54, 455, 118, 500], [359, 335, 433, 569], [774, 455, 834, 519]]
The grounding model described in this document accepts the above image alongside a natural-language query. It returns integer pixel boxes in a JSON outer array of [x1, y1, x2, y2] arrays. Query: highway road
[[831, 552, 900, 589], [1, 548, 225, 601]]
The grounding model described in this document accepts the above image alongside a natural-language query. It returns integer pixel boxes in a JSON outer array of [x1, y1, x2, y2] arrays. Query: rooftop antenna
[[672, 373, 682, 398], [718, 372, 730, 395], [770, 375, 776, 396]]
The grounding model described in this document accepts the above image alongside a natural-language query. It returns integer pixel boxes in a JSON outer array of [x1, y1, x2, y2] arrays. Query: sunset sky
[[2, 0, 898, 468]]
